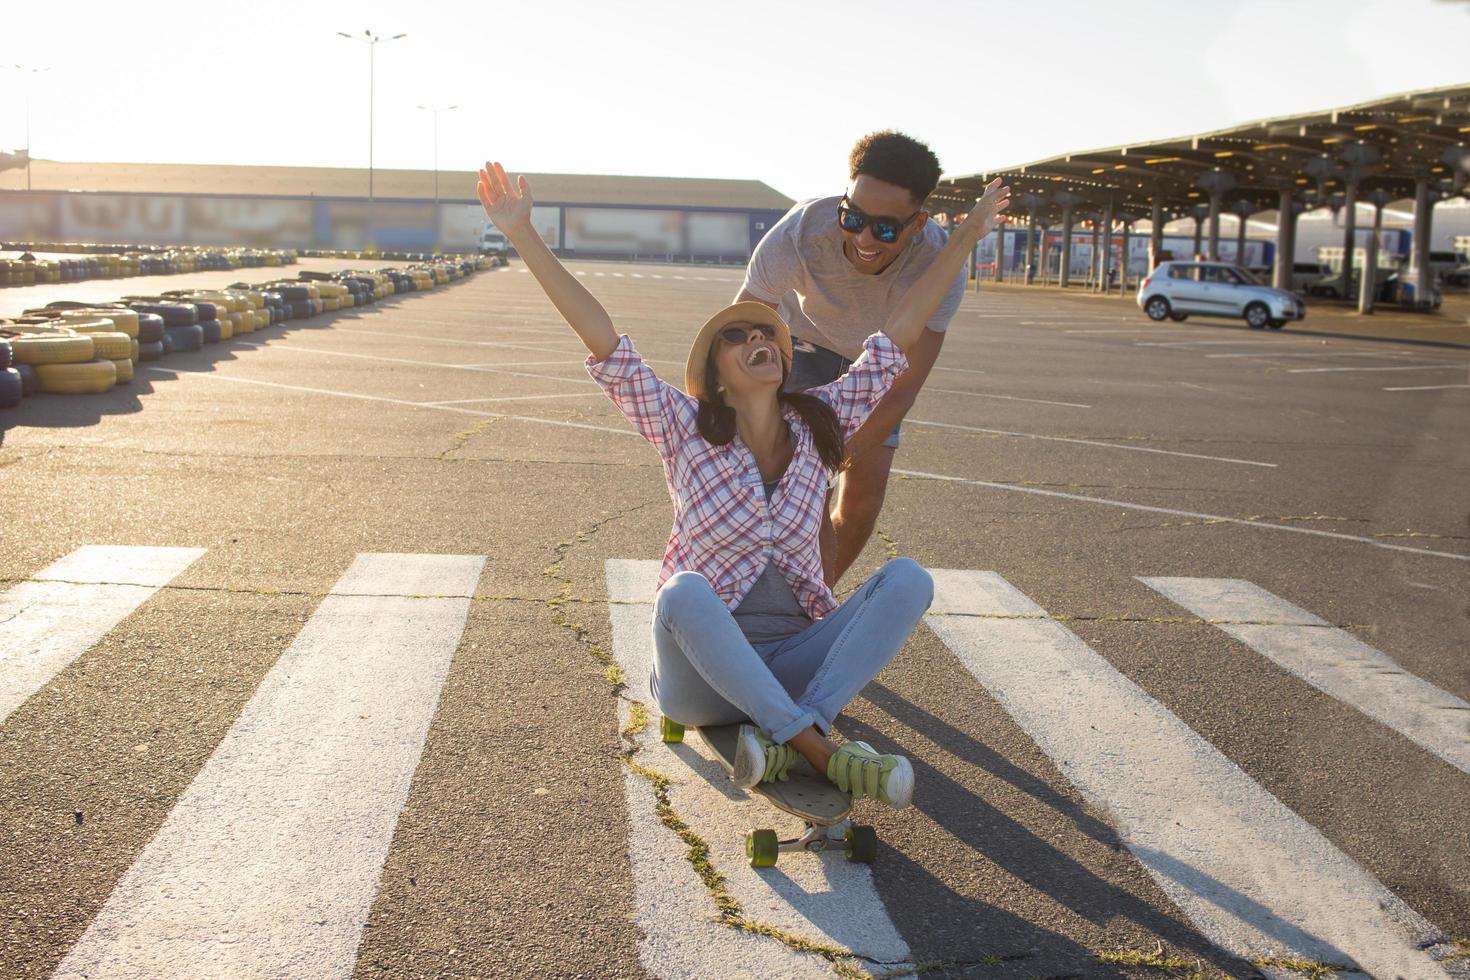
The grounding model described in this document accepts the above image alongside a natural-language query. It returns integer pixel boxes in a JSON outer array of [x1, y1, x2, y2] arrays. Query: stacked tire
[[0, 338, 21, 409], [3, 326, 115, 394], [52, 312, 138, 384], [127, 301, 203, 354]]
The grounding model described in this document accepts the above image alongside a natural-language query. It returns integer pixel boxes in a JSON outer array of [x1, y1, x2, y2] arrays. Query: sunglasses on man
[[837, 196, 924, 244], [718, 323, 777, 345]]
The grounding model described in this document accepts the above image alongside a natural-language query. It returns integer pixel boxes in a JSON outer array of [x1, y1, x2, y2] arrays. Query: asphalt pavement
[[2, 259, 1467, 979]]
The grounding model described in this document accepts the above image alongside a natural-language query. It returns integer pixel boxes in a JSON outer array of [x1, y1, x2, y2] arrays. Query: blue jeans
[[650, 558, 934, 744]]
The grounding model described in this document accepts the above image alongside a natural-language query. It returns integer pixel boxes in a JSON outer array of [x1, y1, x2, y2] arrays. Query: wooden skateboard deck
[[697, 723, 851, 827]]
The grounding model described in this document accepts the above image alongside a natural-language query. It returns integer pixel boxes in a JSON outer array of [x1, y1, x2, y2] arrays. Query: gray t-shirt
[[733, 480, 814, 644], [740, 195, 967, 361]]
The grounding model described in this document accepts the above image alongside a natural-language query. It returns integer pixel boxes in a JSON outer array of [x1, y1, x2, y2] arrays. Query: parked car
[[1443, 264, 1470, 289], [1290, 261, 1330, 294], [1137, 261, 1305, 329], [1307, 269, 1443, 308]]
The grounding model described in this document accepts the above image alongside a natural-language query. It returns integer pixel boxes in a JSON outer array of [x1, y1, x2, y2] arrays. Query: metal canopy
[[931, 84, 1470, 226]]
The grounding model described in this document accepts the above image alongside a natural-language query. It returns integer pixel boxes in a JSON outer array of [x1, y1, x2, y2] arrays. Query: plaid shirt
[[587, 331, 907, 618]]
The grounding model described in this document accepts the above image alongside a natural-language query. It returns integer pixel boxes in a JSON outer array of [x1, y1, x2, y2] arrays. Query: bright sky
[[2, 0, 1466, 202]]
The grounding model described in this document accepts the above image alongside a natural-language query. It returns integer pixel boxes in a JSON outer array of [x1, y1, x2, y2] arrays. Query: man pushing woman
[[477, 160, 1009, 807]]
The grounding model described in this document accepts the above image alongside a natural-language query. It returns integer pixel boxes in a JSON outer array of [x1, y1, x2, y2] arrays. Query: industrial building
[[0, 159, 793, 262]]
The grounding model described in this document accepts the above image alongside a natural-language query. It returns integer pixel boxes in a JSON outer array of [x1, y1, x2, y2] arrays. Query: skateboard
[[660, 717, 878, 868]]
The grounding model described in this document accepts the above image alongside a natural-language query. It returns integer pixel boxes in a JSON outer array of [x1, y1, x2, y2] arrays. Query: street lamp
[[337, 29, 406, 245], [415, 104, 458, 209], [7, 65, 52, 191]]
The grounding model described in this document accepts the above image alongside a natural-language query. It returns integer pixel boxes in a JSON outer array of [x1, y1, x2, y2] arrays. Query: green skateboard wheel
[[844, 825, 878, 864], [660, 717, 685, 743], [746, 829, 779, 868]]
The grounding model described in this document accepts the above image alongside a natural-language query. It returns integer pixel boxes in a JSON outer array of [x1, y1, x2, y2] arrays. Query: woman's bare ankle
[[787, 726, 838, 774]]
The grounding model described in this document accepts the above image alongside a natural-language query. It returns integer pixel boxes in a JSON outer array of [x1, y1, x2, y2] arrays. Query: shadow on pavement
[[840, 685, 1255, 976]]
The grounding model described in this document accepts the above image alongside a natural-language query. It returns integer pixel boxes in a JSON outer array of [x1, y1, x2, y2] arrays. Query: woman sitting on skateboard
[[478, 161, 1009, 809]]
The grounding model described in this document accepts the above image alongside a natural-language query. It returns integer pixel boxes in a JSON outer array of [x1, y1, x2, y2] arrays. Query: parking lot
[[2, 258, 1468, 978]]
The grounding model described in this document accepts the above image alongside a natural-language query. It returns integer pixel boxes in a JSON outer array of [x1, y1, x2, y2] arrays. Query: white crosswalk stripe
[[925, 569, 1455, 978], [55, 553, 485, 980], [1140, 577, 1470, 777], [603, 559, 911, 978], [0, 546, 206, 725]]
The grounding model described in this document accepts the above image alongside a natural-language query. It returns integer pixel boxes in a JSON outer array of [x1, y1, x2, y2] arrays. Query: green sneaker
[[733, 724, 798, 789], [826, 741, 913, 809]]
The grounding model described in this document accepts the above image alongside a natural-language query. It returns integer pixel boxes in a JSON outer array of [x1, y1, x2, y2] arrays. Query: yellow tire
[[60, 310, 140, 338], [217, 318, 234, 340], [111, 357, 134, 383], [35, 358, 117, 393], [9, 333, 96, 365], [52, 316, 116, 336], [130, 338, 140, 362], [88, 332, 134, 360]]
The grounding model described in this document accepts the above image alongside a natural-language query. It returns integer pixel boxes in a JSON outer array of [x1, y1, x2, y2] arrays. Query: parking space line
[[457, 360, 583, 367], [1383, 384, 1470, 392], [1205, 352, 1415, 360], [418, 392, 609, 406], [924, 387, 1092, 409], [55, 553, 485, 979], [1140, 577, 1470, 777], [1286, 365, 1467, 374], [1065, 328, 1178, 334], [602, 560, 910, 978], [147, 368, 640, 438], [925, 570, 1452, 976], [324, 327, 584, 355], [245, 343, 597, 386], [0, 546, 207, 725], [904, 419, 1276, 467], [892, 467, 1470, 562]]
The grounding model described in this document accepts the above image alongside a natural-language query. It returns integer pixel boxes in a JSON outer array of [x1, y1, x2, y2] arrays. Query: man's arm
[[734, 288, 779, 311], [879, 180, 1009, 355], [842, 326, 944, 460]]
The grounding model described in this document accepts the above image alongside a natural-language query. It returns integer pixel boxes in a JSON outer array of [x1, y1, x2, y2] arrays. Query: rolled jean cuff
[[766, 709, 817, 746]]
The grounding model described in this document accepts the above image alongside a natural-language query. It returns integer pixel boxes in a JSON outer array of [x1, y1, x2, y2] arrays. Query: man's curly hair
[[849, 131, 942, 205]]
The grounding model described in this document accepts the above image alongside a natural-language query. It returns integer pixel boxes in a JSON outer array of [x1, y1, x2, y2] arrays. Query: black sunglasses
[[837, 196, 923, 244], [718, 323, 776, 345]]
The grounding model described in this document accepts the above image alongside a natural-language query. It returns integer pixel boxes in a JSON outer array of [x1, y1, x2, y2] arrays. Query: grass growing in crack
[[546, 502, 886, 978], [1253, 957, 1351, 978], [621, 703, 649, 738], [542, 526, 626, 687], [1097, 945, 1199, 974], [621, 754, 870, 976], [874, 528, 900, 560]]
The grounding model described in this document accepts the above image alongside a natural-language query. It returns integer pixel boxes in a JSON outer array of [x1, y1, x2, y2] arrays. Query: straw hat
[[683, 301, 794, 399]]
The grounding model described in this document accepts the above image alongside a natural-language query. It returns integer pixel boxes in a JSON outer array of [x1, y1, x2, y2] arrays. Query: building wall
[[0, 190, 790, 261]]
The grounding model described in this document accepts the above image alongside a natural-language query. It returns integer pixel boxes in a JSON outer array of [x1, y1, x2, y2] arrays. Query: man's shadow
[[838, 682, 1260, 975]]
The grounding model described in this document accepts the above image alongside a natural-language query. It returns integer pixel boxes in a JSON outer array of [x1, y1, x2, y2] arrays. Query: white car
[[1138, 261, 1306, 330]]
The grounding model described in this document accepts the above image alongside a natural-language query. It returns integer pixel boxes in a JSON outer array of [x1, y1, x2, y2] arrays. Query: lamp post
[[337, 29, 406, 246], [415, 104, 457, 207], [8, 65, 52, 191]]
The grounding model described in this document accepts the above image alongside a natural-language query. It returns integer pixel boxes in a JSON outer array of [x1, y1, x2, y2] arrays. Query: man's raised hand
[[958, 177, 1011, 241], [477, 161, 534, 236]]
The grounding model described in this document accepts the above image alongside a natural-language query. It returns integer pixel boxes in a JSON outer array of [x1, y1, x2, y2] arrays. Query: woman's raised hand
[[477, 161, 534, 236], [957, 177, 1011, 241]]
